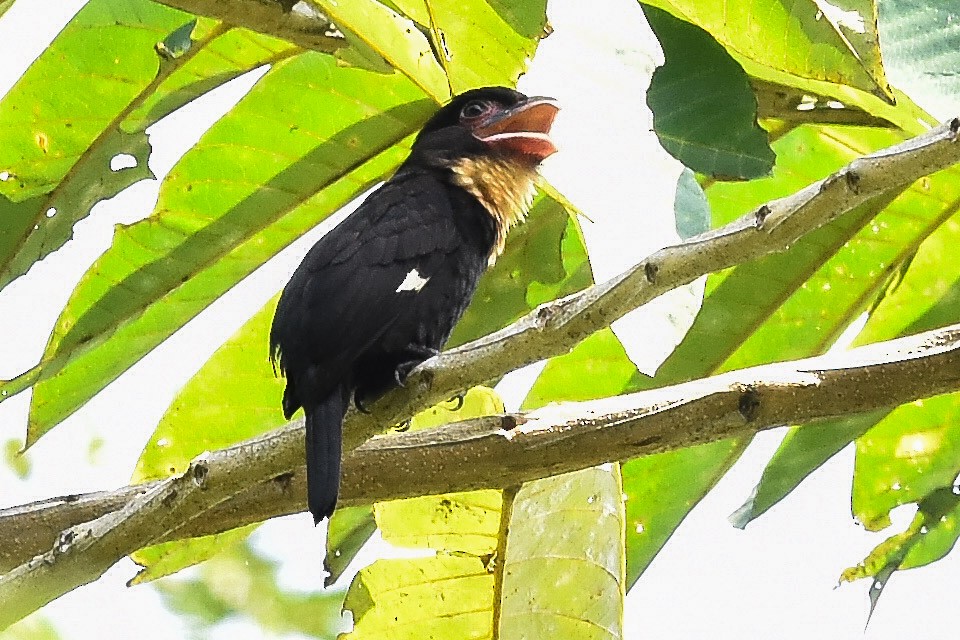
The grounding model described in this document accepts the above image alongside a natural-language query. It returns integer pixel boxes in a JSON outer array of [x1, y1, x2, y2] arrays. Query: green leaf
[[0, 1, 15, 19], [643, 0, 893, 101], [840, 488, 960, 617], [120, 22, 300, 133], [853, 393, 960, 531], [877, 0, 960, 119], [622, 125, 919, 583], [347, 468, 624, 639], [0, 0, 184, 201], [644, 5, 775, 179], [154, 541, 347, 636], [498, 468, 624, 639], [376, 490, 502, 556], [129, 525, 259, 584], [345, 556, 493, 638], [0, 2, 300, 292], [730, 163, 960, 527], [0, 0, 186, 290], [312, 0, 450, 102], [673, 168, 711, 239], [407, 0, 548, 94], [525, 329, 640, 408], [449, 195, 591, 347], [21, 54, 433, 444], [324, 506, 378, 587]]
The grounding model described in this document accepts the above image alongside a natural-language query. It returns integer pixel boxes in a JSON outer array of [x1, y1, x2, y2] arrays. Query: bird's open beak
[[471, 97, 560, 160]]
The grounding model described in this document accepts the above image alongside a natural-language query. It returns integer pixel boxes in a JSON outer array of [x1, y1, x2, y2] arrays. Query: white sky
[[2, 1, 959, 639]]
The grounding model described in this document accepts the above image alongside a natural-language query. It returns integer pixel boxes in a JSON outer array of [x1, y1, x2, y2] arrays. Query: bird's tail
[[304, 385, 349, 524]]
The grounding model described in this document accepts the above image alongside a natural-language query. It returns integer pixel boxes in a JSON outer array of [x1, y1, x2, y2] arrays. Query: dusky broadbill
[[270, 87, 560, 523]]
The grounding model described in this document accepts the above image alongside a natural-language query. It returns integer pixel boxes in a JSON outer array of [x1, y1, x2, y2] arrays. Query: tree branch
[[2, 119, 960, 627], [156, 0, 346, 53], [4, 321, 960, 627]]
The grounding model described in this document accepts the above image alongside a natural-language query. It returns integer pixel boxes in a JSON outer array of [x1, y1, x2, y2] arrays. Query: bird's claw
[[354, 393, 372, 414]]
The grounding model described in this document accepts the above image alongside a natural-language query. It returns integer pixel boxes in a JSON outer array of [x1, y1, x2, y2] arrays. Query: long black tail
[[304, 385, 349, 524]]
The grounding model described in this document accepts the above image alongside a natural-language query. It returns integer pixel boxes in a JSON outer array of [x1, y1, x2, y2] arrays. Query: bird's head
[[411, 86, 560, 165], [407, 87, 560, 265]]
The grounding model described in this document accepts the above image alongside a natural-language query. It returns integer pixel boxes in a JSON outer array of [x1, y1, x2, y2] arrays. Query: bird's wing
[[270, 170, 462, 395]]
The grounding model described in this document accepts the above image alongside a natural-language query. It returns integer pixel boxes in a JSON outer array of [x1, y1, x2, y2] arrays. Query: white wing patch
[[396, 268, 430, 293]]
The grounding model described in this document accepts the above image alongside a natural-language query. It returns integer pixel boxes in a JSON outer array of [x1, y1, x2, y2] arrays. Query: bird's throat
[[447, 156, 539, 266]]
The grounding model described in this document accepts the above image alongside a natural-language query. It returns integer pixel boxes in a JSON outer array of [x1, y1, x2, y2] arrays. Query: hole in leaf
[[110, 153, 138, 171], [0, 171, 9, 181], [46, 207, 57, 218]]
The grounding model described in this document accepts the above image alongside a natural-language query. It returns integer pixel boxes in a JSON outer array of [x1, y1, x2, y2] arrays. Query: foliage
[[3, 0, 960, 636]]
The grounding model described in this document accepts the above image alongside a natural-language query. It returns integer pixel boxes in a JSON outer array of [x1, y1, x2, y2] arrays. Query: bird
[[269, 86, 559, 524]]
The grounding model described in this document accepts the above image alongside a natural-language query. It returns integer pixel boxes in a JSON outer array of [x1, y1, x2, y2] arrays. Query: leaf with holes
[[16, 54, 433, 445], [0, 2, 302, 293]]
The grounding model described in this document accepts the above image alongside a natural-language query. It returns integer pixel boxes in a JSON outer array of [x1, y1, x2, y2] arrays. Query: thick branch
[[2, 120, 960, 627], [4, 322, 960, 627]]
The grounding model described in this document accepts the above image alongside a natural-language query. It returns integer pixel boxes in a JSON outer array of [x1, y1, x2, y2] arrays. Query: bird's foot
[[394, 419, 411, 432], [393, 346, 440, 387], [448, 392, 465, 411], [353, 392, 373, 414]]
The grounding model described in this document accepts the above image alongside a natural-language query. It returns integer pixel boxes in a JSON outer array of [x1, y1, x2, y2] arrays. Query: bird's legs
[[393, 345, 440, 386]]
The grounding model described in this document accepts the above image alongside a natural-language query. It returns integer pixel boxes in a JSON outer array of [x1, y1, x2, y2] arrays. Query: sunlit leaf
[[623, 125, 915, 583], [22, 54, 432, 444], [643, 0, 893, 101], [498, 467, 624, 639], [841, 488, 960, 617]]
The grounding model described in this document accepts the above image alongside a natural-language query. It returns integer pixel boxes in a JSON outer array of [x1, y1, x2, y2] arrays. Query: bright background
[[2, 1, 958, 638]]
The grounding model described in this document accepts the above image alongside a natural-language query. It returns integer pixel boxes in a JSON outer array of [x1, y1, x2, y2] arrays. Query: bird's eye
[[460, 100, 492, 120]]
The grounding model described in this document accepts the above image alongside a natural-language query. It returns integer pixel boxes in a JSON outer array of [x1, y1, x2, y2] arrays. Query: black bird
[[270, 87, 559, 523]]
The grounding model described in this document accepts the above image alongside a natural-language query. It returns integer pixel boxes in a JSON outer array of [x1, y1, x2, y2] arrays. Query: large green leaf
[[498, 468, 624, 639], [345, 467, 624, 639], [19, 53, 432, 444], [642, 0, 893, 101], [731, 169, 960, 527], [393, 0, 548, 94], [0, 0, 185, 289], [853, 392, 960, 531], [312, 0, 450, 101], [643, 4, 775, 179], [622, 125, 918, 584], [0, 3, 299, 292]]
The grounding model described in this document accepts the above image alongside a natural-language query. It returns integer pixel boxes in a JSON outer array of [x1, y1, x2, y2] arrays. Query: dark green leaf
[[643, 4, 775, 179]]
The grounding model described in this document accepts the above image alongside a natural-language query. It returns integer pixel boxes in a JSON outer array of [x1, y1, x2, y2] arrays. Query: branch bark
[[4, 322, 960, 628], [2, 119, 960, 627]]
